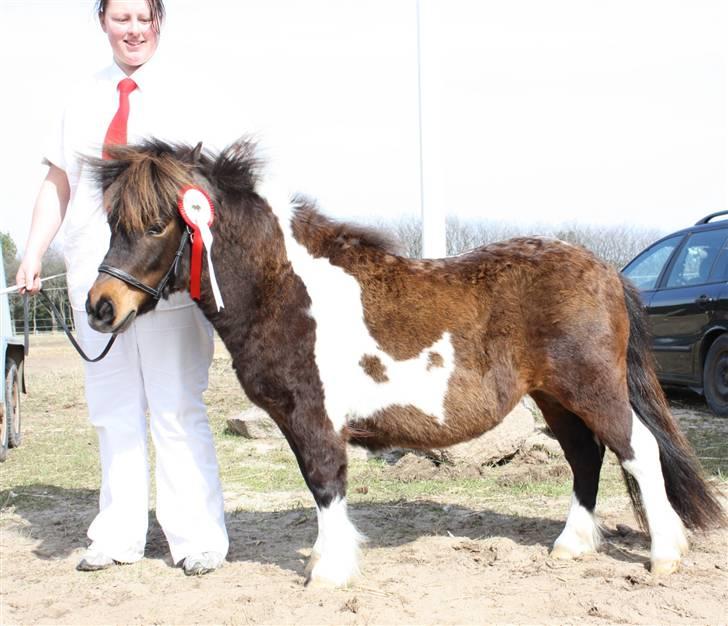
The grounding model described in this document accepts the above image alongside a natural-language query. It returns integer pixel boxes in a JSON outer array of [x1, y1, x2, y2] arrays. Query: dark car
[[622, 211, 728, 415]]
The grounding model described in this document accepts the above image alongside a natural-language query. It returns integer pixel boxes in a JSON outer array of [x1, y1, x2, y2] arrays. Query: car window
[[623, 236, 682, 290], [665, 229, 728, 288], [708, 240, 728, 281]]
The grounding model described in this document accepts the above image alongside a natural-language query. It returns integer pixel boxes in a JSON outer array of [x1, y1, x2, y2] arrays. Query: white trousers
[[73, 296, 228, 564]]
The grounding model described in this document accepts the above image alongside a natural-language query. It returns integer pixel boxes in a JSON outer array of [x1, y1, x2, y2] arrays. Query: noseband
[[98, 228, 191, 300]]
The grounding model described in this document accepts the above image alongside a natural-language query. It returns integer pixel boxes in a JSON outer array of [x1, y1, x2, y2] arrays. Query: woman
[[17, 0, 229, 576]]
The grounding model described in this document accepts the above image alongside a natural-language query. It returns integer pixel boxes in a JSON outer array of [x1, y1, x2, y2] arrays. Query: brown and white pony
[[85, 139, 724, 586]]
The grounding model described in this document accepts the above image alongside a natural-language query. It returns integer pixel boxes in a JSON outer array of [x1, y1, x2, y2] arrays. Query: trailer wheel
[[0, 367, 8, 462], [6, 359, 21, 448]]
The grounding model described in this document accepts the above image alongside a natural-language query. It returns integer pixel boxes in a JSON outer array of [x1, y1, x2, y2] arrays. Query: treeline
[[383, 216, 664, 268], [2, 219, 664, 335]]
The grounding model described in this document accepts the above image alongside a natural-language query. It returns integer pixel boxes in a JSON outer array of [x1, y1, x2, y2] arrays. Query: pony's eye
[[146, 223, 166, 236]]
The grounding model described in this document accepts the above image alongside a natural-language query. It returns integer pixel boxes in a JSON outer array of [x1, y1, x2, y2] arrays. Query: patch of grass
[[1, 361, 99, 494], [217, 446, 306, 493], [221, 463, 306, 492]]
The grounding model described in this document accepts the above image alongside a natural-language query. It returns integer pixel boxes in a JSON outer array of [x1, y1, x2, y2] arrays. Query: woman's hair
[[95, 0, 166, 33]]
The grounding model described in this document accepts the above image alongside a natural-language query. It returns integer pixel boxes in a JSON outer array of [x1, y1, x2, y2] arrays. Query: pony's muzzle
[[87, 275, 143, 334], [86, 294, 115, 332]]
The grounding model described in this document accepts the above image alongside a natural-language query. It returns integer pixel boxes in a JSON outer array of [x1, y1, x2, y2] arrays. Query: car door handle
[[695, 294, 715, 308]]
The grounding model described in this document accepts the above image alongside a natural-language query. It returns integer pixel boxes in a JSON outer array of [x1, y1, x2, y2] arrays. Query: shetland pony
[[85, 139, 724, 586]]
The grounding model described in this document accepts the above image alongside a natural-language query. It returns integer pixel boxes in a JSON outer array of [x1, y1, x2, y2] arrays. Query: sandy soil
[[2, 454, 727, 624], [1, 338, 726, 625]]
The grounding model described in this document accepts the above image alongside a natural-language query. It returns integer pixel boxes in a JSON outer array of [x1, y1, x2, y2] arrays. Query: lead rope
[[23, 290, 116, 363], [22, 291, 29, 356]]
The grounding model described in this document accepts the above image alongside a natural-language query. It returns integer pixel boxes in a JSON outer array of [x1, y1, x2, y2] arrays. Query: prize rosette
[[177, 185, 225, 311]]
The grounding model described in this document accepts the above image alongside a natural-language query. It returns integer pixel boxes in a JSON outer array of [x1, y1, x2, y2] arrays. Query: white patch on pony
[[259, 181, 456, 432], [551, 493, 601, 559], [622, 411, 688, 569], [308, 497, 364, 587]]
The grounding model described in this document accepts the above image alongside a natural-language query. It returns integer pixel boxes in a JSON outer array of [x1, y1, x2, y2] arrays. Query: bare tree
[[378, 215, 422, 259], [553, 223, 664, 268], [366, 215, 666, 269]]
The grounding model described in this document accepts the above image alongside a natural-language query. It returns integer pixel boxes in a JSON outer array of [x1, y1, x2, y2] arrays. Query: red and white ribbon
[[177, 185, 225, 311]]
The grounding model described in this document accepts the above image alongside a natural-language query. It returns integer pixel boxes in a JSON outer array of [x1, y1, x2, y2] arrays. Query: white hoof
[[551, 542, 593, 560], [305, 552, 358, 588], [651, 558, 681, 576], [551, 533, 599, 560]]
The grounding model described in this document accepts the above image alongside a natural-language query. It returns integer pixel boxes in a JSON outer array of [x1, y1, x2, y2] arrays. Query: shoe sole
[[76, 559, 115, 572], [183, 565, 216, 576]]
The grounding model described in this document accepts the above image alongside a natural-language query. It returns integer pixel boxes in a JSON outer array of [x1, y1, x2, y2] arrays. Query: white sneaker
[[182, 551, 224, 576], [76, 545, 115, 572]]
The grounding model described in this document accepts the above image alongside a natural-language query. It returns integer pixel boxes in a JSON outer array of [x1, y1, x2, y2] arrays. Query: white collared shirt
[[46, 56, 207, 310]]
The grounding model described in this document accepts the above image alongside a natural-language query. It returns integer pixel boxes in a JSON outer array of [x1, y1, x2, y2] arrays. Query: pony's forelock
[[85, 141, 193, 234], [86, 138, 262, 234], [113, 153, 192, 233]]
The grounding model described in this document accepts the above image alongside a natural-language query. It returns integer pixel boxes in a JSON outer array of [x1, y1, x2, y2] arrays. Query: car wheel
[[6, 359, 21, 448], [703, 335, 728, 416]]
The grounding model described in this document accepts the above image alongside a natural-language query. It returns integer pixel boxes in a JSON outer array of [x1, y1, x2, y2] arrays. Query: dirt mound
[[384, 431, 570, 483]]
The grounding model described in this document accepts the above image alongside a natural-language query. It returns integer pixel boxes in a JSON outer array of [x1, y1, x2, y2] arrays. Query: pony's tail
[[621, 276, 725, 531]]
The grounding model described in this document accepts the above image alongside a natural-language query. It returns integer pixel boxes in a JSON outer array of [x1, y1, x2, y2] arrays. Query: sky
[[1, 0, 726, 253]]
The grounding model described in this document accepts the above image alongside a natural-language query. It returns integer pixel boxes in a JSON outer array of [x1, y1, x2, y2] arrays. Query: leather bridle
[[97, 227, 191, 301], [26, 228, 191, 364]]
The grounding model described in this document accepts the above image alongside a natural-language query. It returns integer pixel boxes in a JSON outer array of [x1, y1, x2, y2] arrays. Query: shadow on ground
[[1, 484, 656, 579]]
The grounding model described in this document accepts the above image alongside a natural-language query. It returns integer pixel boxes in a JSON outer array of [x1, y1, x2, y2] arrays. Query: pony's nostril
[[96, 297, 115, 324]]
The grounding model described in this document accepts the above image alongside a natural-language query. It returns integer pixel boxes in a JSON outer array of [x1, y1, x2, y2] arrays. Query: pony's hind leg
[[621, 409, 688, 574], [279, 412, 363, 587], [531, 392, 604, 559], [557, 389, 688, 574]]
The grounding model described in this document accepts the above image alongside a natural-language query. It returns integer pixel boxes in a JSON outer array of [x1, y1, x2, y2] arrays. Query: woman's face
[[100, 0, 160, 75]]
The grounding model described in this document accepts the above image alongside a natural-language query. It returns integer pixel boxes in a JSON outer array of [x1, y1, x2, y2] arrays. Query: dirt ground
[[1, 338, 727, 625], [1, 491, 726, 626]]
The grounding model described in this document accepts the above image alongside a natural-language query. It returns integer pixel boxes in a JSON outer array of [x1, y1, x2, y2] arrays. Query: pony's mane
[[291, 200, 405, 257], [86, 138, 261, 233]]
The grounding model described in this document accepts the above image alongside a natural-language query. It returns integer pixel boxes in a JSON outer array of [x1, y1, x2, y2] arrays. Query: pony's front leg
[[283, 414, 363, 587]]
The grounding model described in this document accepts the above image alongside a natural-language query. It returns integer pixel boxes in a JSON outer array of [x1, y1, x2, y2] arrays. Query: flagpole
[[417, 0, 446, 259]]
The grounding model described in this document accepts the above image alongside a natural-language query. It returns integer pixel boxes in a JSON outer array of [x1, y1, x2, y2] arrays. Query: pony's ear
[[190, 141, 204, 163], [176, 141, 204, 165]]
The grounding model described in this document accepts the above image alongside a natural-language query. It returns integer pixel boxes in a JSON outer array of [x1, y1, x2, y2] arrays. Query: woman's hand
[[16, 255, 43, 294]]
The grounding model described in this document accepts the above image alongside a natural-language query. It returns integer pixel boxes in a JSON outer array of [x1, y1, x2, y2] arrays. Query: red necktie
[[103, 77, 137, 160]]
